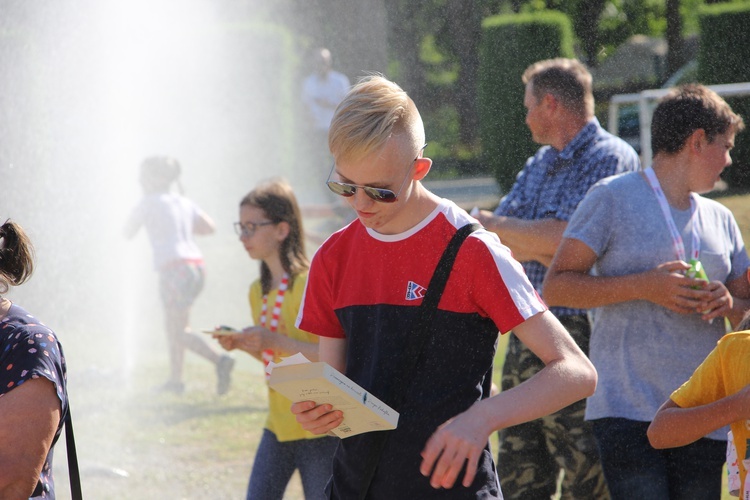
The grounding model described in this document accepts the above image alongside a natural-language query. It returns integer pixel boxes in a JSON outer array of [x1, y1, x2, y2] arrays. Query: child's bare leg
[[181, 327, 222, 363], [173, 307, 235, 395], [165, 306, 189, 384]]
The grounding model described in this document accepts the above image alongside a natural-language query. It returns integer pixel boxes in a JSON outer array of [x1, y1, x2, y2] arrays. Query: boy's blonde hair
[[328, 75, 426, 164]]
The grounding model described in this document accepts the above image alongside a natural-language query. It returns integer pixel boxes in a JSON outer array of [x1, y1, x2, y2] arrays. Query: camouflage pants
[[497, 314, 610, 500]]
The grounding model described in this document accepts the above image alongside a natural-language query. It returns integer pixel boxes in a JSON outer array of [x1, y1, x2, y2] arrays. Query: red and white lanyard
[[644, 167, 700, 262], [260, 273, 288, 379]]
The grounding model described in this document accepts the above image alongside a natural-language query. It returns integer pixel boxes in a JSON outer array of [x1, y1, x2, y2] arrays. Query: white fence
[[608, 82, 750, 167]]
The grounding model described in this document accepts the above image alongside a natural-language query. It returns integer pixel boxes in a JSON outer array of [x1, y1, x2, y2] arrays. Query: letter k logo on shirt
[[406, 281, 427, 300]]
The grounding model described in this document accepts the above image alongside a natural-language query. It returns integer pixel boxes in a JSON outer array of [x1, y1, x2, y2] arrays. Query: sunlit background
[[5, 0, 743, 497], [1, 1, 388, 497]]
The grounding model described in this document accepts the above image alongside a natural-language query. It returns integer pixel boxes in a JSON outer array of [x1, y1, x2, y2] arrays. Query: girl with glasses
[[214, 178, 336, 500]]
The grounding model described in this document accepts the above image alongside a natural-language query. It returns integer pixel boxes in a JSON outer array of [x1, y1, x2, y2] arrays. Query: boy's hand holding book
[[269, 353, 399, 438]]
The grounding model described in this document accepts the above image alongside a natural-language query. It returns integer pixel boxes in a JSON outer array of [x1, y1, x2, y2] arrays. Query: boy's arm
[[318, 335, 347, 372], [475, 211, 567, 266], [720, 273, 750, 328], [290, 336, 347, 434], [543, 237, 707, 313], [420, 310, 597, 490], [648, 387, 750, 449]]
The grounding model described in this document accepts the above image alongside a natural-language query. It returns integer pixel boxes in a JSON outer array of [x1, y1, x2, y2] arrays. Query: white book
[[268, 357, 399, 439]]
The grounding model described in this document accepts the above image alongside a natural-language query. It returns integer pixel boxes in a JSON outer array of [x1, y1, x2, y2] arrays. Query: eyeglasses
[[234, 221, 275, 238], [326, 144, 427, 203]]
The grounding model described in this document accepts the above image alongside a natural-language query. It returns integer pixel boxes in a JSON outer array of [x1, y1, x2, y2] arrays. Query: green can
[[687, 258, 709, 288]]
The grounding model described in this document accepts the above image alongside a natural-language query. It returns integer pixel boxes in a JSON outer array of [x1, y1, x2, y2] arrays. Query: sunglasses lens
[[327, 181, 397, 203], [364, 187, 397, 202], [327, 181, 356, 197]]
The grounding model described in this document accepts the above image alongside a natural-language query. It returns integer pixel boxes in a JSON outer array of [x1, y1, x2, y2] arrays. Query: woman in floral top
[[0, 220, 68, 499]]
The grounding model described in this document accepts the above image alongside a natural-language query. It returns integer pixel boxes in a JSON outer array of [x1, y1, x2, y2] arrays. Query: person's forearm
[[648, 398, 740, 449], [319, 337, 347, 373], [271, 335, 319, 361], [488, 217, 565, 265], [0, 475, 37, 500], [543, 270, 647, 308], [241, 347, 263, 362], [193, 214, 216, 235], [509, 248, 554, 268], [482, 354, 596, 431], [727, 297, 750, 328]]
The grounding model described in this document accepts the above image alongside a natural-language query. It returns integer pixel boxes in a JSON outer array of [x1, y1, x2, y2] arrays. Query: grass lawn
[[51, 190, 748, 499]]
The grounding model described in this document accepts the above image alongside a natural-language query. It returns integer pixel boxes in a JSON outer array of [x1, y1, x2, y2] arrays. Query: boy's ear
[[687, 128, 707, 154], [413, 157, 432, 181]]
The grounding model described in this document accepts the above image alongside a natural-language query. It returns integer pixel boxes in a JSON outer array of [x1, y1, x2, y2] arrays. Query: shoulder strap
[[66, 410, 84, 500], [357, 222, 480, 499], [396, 222, 481, 400]]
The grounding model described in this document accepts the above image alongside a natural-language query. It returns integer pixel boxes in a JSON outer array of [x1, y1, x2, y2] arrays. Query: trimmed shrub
[[478, 11, 574, 192]]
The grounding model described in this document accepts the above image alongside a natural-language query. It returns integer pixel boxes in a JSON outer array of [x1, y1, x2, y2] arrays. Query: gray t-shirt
[[565, 171, 750, 439]]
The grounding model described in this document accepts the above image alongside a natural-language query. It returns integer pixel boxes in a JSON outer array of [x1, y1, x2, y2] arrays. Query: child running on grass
[[124, 155, 234, 395], [214, 178, 336, 499]]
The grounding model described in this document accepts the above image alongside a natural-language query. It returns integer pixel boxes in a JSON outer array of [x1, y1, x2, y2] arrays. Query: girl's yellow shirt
[[249, 272, 325, 442]]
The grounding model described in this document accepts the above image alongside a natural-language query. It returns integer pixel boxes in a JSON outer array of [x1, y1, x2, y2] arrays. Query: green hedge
[[478, 11, 574, 192], [697, 2, 750, 188]]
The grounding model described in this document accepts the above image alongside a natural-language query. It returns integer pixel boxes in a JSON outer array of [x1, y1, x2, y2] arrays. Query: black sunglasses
[[325, 144, 427, 203]]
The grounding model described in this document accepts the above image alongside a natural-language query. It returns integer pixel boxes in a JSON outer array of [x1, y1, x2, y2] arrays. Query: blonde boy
[[292, 75, 597, 498]]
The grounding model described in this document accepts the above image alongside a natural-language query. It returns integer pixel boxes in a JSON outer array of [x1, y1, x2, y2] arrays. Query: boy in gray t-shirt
[[543, 84, 750, 499]]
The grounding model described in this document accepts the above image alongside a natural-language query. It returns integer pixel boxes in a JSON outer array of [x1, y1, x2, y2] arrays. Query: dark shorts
[[158, 260, 205, 309]]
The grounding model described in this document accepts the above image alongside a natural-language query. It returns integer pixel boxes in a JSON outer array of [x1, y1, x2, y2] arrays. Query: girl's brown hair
[[240, 179, 308, 294]]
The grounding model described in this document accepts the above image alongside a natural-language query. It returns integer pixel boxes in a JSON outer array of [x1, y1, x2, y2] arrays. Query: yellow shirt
[[249, 272, 323, 442], [670, 331, 750, 495]]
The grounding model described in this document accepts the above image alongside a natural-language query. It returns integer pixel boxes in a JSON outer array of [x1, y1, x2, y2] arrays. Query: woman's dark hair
[[0, 220, 35, 294], [651, 84, 745, 156], [240, 179, 308, 294]]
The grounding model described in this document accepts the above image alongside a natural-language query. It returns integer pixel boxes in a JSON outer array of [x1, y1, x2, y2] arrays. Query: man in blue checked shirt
[[476, 58, 639, 500]]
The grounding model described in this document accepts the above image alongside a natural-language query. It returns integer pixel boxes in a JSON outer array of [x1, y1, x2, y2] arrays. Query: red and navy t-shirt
[[297, 200, 546, 499]]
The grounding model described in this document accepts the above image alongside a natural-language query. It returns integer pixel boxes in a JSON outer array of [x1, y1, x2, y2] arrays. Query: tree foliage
[[479, 11, 575, 190], [697, 1, 750, 188]]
